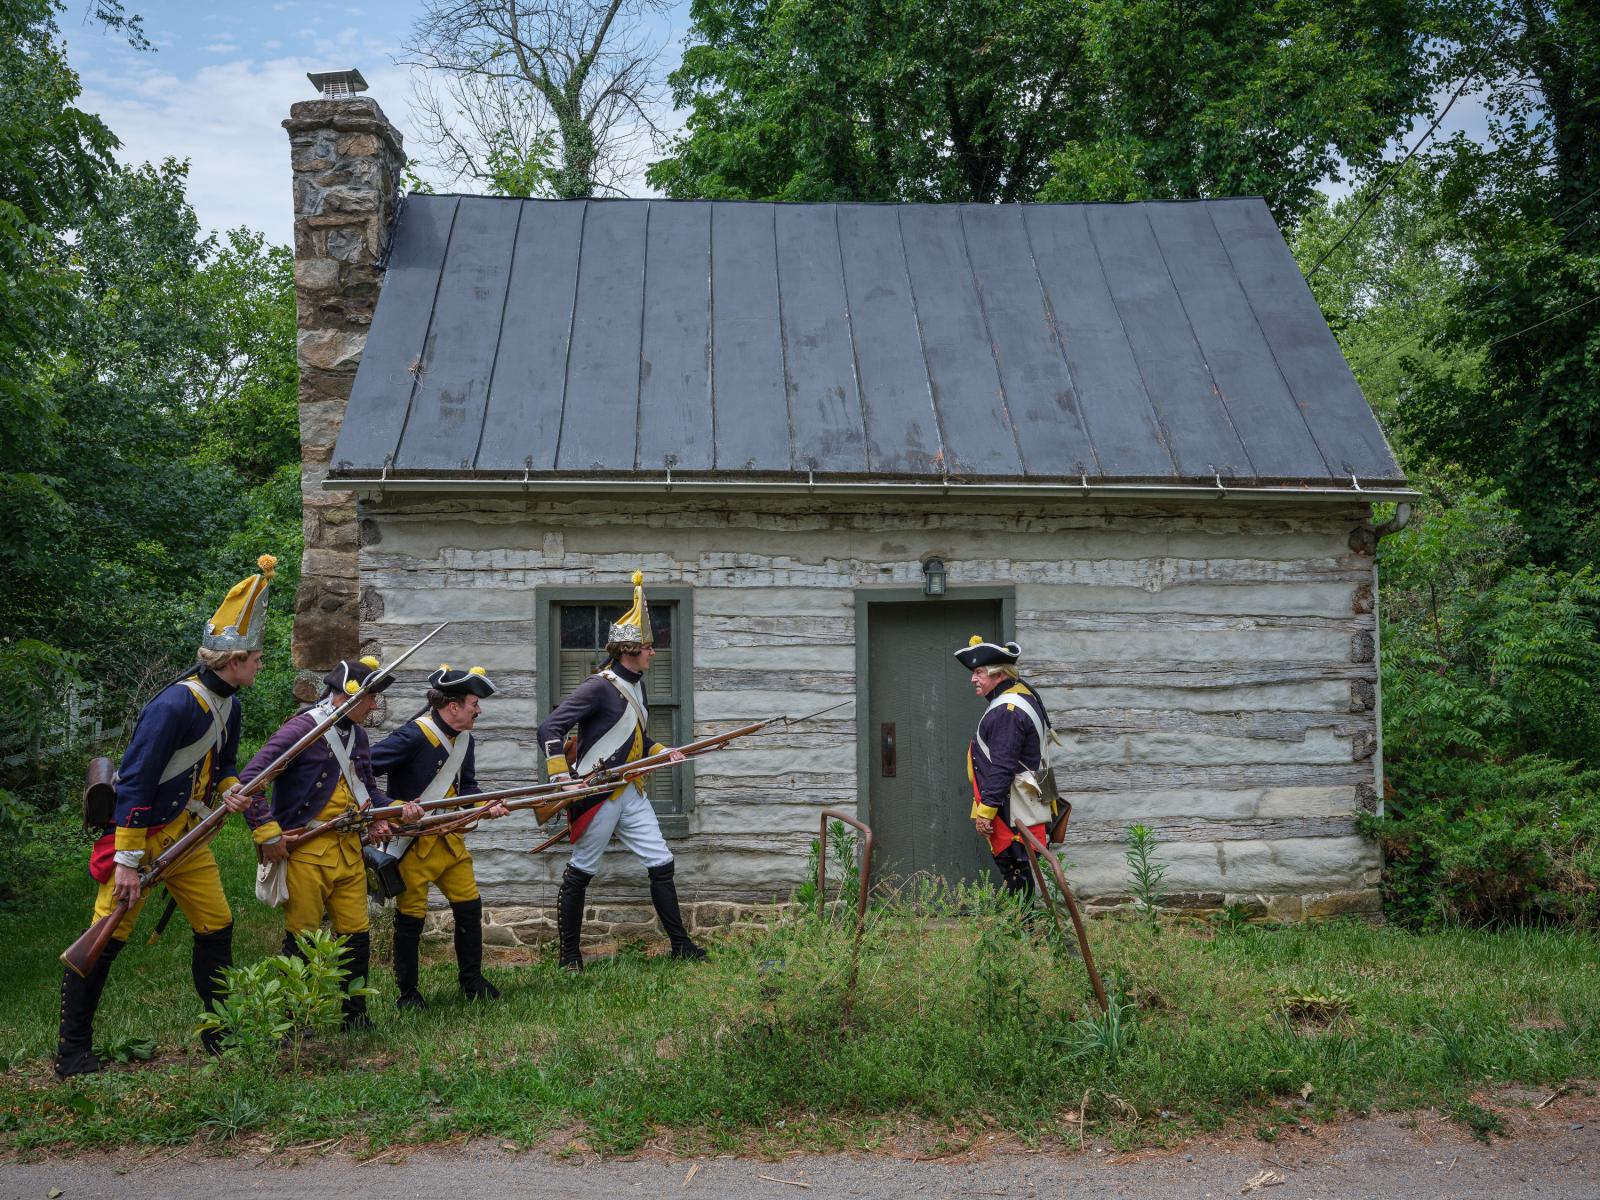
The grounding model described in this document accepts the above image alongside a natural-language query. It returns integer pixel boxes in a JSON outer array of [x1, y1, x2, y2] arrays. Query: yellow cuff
[[971, 802, 999, 820], [217, 775, 240, 794], [114, 826, 148, 852], [252, 821, 284, 844], [649, 743, 667, 758], [546, 754, 570, 778]]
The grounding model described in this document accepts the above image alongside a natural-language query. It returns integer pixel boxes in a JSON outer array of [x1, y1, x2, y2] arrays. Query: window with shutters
[[536, 586, 695, 835]]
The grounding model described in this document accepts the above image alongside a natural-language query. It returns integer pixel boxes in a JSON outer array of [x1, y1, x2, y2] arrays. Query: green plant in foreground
[[196, 929, 372, 1071], [1124, 824, 1167, 928]]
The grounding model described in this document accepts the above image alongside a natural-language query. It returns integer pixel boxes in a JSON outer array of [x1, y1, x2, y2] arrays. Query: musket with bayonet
[[60, 622, 451, 978], [390, 699, 854, 845]]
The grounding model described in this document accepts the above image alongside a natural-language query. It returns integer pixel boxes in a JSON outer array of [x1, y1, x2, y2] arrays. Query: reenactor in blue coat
[[954, 636, 1055, 902], [55, 555, 275, 1080], [371, 666, 508, 1009], [537, 571, 699, 971], [241, 657, 397, 1030]]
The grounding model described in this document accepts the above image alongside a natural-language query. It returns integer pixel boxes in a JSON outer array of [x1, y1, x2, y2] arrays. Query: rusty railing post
[[1013, 821, 1108, 1013]]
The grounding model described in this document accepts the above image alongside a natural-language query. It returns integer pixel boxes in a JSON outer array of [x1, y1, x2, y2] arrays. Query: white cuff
[[113, 849, 145, 868]]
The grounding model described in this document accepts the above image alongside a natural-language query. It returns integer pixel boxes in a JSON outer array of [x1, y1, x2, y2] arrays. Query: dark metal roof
[[329, 195, 1404, 488]]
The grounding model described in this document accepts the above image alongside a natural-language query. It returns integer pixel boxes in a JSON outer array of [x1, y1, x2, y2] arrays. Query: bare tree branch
[[399, 0, 671, 197]]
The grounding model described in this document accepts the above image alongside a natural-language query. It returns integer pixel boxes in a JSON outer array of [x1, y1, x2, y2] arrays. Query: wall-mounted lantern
[[922, 556, 947, 597]]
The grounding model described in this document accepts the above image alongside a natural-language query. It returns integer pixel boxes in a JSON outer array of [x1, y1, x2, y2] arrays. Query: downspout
[[1370, 502, 1413, 818]]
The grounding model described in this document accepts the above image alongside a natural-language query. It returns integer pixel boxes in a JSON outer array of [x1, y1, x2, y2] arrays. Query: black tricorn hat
[[953, 636, 1021, 671], [325, 656, 394, 697], [426, 664, 498, 699]]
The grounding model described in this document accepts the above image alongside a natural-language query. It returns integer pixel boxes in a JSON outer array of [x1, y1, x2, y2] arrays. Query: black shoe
[[340, 931, 373, 1030], [55, 937, 125, 1083], [392, 913, 427, 1012], [648, 861, 706, 961], [451, 899, 502, 1001], [556, 864, 592, 973]]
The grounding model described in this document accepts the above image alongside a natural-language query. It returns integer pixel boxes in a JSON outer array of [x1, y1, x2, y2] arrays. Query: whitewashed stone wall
[[359, 494, 1382, 933]]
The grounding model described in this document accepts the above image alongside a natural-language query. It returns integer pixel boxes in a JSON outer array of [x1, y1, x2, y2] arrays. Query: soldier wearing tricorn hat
[[240, 656, 400, 1030], [371, 665, 509, 1009], [55, 555, 274, 1080], [954, 635, 1056, 903], [537, 571, 703, 971]]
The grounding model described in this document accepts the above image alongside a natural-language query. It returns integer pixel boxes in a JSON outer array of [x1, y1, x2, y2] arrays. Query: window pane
[[560, 605, 595, 649]]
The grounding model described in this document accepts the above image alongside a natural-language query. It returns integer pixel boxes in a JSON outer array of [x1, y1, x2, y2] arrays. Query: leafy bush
[[1366, 485, 1600, 927], [196, 929, 374, 1072]]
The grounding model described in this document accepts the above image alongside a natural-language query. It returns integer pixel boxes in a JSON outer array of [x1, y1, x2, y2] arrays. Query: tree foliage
[[649, 0, 1453, 223]]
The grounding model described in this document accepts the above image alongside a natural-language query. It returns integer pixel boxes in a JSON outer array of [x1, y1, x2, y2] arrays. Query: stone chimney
[[284, 72, 405, 674]]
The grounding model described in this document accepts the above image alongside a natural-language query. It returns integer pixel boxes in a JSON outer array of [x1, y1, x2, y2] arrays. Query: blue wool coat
[[112, 669, 242, 841], [370, 713, 480, 801], [239, 707, 388, 840]]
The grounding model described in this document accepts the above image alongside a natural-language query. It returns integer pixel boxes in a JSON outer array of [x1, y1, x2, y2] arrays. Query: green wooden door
[[866, 599, 1004, 889]]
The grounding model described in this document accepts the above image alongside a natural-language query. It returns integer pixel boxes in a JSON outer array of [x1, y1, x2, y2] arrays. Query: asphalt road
[[3, 1106, 1596, 1200]]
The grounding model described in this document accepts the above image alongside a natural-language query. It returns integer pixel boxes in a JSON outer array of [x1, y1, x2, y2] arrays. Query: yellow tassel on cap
[[968, 635, 983, 647], [439, 663, 450, 671], [632, 570, 644, 585], [468, 666, 486, 676], [360, 655, 379, 668], [344, 680, 360, 695], [257, 554, 277, 579]]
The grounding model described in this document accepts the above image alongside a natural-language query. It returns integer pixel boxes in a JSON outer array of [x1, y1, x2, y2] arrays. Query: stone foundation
[[422, 889, 1382, 945]]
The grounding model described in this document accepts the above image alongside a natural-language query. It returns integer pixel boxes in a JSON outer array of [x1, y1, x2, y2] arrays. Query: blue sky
[[64, 1, 1491, 248]]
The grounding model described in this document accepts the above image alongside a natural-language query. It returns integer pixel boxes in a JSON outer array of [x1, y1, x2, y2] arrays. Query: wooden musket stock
[[59, 622, 449, 977]]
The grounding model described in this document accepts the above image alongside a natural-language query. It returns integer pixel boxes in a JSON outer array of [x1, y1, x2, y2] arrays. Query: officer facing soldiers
[[537, 571, 701, 971], [55, 555, 275, 1080], [241, 657, 397, 1030], [954, 636, 1055, 903], [371, 666, 509, 1009]]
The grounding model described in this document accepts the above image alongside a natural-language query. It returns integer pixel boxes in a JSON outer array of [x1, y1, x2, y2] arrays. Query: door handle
[[881, 722, 896, 777]]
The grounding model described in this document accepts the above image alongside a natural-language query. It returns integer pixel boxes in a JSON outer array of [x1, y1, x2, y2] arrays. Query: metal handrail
[[1013, 821, 1109, 1013]]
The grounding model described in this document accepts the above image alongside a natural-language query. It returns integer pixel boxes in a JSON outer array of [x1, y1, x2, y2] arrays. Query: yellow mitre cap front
[[202, 554, 277, 653], [606, 569, 654, 648]]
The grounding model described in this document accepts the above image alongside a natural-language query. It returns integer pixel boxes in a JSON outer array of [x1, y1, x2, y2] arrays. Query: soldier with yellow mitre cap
[[536, 571, 702, 970], [240, 656, 398, 1031], [371, 665, 509, 1010], [55, 555, 276, 1081]]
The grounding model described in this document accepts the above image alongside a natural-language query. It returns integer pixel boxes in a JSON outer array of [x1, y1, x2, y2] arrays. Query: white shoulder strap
[[575, 672, 648, 775], [315, 703, 370, 806], [157, 679, 233, 785], [975, 690, 1050, 769], [414, 715, 471, 804]]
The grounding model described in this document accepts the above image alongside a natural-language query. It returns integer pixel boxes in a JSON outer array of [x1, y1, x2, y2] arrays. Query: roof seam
[[833, 205, 873, 474], [1140, 204, 1259, 480], [771, 204, 798, 472], [895, 206, 951, 476], [1206, 203, 1339, 478], [551, 200, 589, 471], [470, 199, 524, 471], [1080, 206, 1181, 479], [959, 204, 1029, 478], [633, 200, 652, 471], [391, 195, 461, 471], [707, 204, 718, 471], [1017, 207, 1104, 478]]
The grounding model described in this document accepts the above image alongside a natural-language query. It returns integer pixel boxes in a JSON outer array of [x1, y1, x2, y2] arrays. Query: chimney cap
[[307, 69, 369, 99]]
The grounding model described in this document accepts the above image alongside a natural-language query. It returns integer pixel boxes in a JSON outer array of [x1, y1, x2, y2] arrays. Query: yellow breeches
[[93, 811, 232, 940], [281, 829, 368, 935], [395, 832, 479, 919]]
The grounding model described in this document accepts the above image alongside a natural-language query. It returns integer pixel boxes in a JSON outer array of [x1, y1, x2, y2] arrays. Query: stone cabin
[[285, 86, 1414, 942]]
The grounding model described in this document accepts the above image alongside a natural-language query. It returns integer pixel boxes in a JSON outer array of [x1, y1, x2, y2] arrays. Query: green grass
[[1, 823, 1597, 1156]]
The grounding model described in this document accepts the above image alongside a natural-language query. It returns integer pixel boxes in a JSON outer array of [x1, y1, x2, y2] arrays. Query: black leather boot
[[647, 861, 707, 960], [54, 938, 125, 1081], [392, 913, 428, 1011], [281, 929, 304, 960], [452, 899, 500, 1000], [191, 923, 234, 1056], [556, 864, 592, 972], [340, 931, 374, 1031], [996, 853, 1036, 904]]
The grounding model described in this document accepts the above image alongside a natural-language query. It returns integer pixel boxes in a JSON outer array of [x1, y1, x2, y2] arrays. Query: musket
[[280, 773, 585, 848], [401, 699, 854, 842], [60, 622, 450, 977]]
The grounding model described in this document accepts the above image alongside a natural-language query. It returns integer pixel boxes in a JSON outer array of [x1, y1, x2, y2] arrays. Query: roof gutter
[[328, 472, 1418, 503]]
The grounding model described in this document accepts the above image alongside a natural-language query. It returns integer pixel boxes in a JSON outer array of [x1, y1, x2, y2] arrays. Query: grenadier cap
[[202, 555, 276, 653], [427, 664, 498, 699], [324, 655, 394, 697], [954, 634, 1021, 671], [607, 570, 654, 648]]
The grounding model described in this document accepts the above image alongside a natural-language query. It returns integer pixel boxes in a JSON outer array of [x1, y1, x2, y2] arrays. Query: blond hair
[[984, 664, 1019, 683], [197, 647, 251, 672]]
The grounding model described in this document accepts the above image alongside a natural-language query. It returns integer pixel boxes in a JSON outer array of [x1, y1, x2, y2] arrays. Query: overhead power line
[[1305, 38, 1502, 282]]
